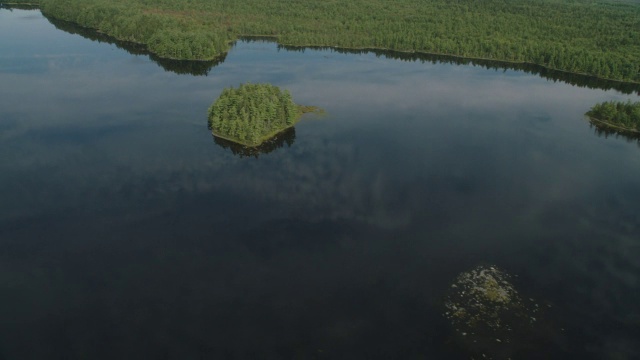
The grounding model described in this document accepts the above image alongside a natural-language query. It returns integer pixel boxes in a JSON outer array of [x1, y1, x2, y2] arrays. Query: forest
[[5, 0, 640, 83], [208, 83, 302, 147], [586, 101, 640, 133]]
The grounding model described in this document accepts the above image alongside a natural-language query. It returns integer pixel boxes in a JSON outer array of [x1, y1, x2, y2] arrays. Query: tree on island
[[208, 83, 316, 147], [586, 100, 640, 133]]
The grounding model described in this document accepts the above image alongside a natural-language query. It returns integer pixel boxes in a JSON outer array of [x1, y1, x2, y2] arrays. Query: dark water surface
[[1, 8, 639, 360]]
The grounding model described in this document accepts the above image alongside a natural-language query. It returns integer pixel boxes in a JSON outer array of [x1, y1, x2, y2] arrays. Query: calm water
[[1, 8, 639, 360]]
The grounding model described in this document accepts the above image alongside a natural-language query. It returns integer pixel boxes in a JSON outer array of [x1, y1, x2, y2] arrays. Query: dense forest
[[43, 14, 225, 76], [5, 0, 640, 83], [208, 83, 302, 146], [587, 101, 640, 133]]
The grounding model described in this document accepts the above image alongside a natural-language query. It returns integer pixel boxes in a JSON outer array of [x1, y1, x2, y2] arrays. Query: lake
[[1, 7, 639, 360]]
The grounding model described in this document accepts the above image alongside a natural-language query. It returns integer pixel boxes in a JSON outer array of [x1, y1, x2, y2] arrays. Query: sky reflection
[[1, 8, 639, 360]]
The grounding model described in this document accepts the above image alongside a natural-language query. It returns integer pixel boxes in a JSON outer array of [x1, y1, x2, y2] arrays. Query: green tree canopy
[[208, 83, 303, 146], [587, 100, 640, 133], [19, 0, 640, 82]]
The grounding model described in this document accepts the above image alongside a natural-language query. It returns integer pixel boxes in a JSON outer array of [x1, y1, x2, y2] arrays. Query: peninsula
[[5, 0, 640, 83], [586, 101, 640, 134]]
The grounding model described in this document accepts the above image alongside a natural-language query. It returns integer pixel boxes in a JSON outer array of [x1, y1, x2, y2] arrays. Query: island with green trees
[[5, 0, 640, 83], [208, 83, 318, 147], [586, 101, 640, 134]]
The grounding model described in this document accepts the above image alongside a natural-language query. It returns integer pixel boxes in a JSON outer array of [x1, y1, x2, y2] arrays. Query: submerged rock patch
[[443, 265, 560, 359]]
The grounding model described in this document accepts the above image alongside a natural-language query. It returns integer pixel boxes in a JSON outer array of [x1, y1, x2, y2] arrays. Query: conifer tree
[[208, 83, 308, 146]]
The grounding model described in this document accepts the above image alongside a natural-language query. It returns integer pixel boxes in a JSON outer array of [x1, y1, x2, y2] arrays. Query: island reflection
[[589, 120, 640, 147], [212, 126, 296, 158], [43, 15, 225, 76]]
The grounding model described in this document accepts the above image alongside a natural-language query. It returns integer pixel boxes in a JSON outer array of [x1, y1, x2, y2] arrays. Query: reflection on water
[[43, 15, 225, 76], [588, 119, 640, 147], [212, 126, 296, 158], [1, 7, 640, 360], [36, 5, 640, 95], [280, 45, 640, 95]]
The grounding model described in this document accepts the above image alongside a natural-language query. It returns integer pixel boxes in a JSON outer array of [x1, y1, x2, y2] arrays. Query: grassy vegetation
[[6, 0, 640, 83], [208, 83, 315, 147], [587, 101, 640, 133]]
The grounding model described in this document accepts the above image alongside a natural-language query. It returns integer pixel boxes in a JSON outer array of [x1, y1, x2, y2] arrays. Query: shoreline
[[274, 43, 640, 87], [211, 105, 319, 147], [4, 4, 639, 86], [212, 124, 297, 148], [586, 116, 640, 135]]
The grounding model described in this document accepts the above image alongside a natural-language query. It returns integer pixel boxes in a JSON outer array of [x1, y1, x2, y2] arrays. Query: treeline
[[36, 0, 231, 59], [587, 101, 640, 132], [1, 4, 38, 10], [279, 44, 640, 95], [44, 14, 225, 76], [1, 0, 39, 5], [15, 0, 640, 82], [208, 83, 300, 146]]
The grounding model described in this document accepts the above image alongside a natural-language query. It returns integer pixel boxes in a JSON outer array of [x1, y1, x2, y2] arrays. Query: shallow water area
[[1, 8, 639, 359]]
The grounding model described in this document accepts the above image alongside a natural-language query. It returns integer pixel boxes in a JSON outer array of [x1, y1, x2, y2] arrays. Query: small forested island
[[6, 0, 640, 83], [208, 83, 317, 147], [586, 101, 640, 133]]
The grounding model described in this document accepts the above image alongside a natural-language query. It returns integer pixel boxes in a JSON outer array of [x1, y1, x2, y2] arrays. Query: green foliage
[[1, 0, 39, 4], [587, 101, 640, 132], [22, 0, 640, 82], [208, 83, 301, 146]]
